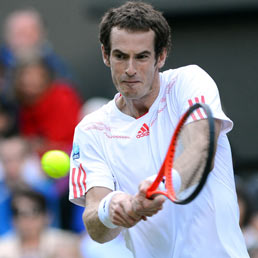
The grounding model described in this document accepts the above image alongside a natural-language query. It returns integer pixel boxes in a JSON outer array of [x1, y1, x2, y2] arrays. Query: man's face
[[13, 197, 47, 239], [6, 13, 42, 52], [16, 64, 50, 104], [103, 27, 166, 101]]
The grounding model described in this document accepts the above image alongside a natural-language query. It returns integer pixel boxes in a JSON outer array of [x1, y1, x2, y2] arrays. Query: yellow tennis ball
[[41, 150, 70, 178]]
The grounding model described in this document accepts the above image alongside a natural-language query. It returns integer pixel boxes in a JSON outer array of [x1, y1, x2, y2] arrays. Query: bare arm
[[174, 118, 221, 191], [83, 185, 165, 243], [82, 187, 121, 243]]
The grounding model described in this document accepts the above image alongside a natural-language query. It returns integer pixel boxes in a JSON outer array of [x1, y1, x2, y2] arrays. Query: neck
[[117, 95, 154, 118], [117, 74, 160, 118], [20, 235, 41, 250]]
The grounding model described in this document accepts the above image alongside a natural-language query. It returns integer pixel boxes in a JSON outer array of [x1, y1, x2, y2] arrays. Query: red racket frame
[[146, 103, 215, 204]]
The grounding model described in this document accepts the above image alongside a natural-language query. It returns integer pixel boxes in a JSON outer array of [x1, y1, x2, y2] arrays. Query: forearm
[[83, 202, 122, 243], [174, 139, 208, 190], [83, 185, 165, 243], [174, 119, 221, 191]]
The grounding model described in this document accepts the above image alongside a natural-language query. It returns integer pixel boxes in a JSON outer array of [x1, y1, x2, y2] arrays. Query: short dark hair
[[11, 187, 47, 217], [99, 1, 171, 60]]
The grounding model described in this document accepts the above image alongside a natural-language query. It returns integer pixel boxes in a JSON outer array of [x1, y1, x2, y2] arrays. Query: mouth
[[122, 80, 141, 86]]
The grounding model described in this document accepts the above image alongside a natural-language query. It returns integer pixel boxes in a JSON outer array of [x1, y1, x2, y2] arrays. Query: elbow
[[91, 234, 109, 244], [86, 226, 116, 244]]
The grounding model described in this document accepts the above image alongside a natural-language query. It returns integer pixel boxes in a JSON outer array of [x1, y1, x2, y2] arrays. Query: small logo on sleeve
[[72, 143, 80, 160]]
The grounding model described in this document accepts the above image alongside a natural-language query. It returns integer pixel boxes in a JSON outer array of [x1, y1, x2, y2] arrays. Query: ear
[[101, 45, 110, 67], [157, 49, 167, 69]]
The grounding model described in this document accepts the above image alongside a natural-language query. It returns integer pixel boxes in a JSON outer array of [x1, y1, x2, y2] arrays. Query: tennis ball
[[41, 150, 70, 178]]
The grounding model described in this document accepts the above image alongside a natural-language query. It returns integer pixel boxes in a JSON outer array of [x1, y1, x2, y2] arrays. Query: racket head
[[146, 103, 215, 204]]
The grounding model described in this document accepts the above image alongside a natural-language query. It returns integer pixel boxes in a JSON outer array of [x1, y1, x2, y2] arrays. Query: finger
[[111, 209, 136, 227], [132, 197, 164, 218], [113, 211, 140, 228], [152, 194, 166, 206], [110, 200, 141, 228], [136, 204, 163, 216], [138, 179, 152, 194], [113, 215, 137, 228]]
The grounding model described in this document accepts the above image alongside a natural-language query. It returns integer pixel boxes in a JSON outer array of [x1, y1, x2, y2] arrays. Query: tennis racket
[[146, 103, 215, 204]]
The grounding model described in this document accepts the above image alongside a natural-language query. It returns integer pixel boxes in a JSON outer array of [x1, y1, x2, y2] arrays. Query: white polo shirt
[[69, 65, 249, 258]]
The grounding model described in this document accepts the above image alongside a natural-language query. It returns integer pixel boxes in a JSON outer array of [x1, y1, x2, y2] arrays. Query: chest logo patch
[[136, 123, 150, 138]]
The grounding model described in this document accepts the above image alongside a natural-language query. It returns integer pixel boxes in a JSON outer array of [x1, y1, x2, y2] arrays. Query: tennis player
[[69, 2, 249, 257]]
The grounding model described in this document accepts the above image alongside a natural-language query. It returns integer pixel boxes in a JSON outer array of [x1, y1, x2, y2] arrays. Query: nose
[[125, 59, 136, 77]]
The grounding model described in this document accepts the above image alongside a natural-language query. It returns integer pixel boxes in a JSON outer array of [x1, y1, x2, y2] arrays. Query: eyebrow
[[112, 49, 152, 56]]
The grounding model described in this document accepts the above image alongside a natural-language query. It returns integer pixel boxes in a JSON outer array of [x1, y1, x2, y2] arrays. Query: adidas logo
[[136, 123, 150, 138]]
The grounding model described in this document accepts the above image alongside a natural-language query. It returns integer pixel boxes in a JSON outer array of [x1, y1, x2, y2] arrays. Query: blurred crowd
[[0, 8, 132, 258], [0, 6, 257, 258], [236, 175, 258, 258]]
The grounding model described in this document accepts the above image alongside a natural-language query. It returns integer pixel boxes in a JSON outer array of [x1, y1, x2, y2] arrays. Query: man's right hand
[[109, 180, 166, 228]]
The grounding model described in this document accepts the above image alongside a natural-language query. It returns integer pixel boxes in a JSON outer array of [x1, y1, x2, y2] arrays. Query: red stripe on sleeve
[[80, 164, 87, 195], [77, 166, 83, 197], [194, 97, 204, 119], [188, 99, 197, 120], [201, 95, 208, 117], [72, 168, 77, 198], [201, 95, 205, 103]]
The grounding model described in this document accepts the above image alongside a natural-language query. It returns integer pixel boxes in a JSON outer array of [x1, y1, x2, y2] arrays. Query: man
[[69, 2, 249, 257], [0, 8, 73, 99], [0, 187, 82, 258]]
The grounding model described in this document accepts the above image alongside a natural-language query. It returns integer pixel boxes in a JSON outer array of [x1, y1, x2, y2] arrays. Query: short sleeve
[[69, 123, 115, 207], [174, 65, 233, 134]]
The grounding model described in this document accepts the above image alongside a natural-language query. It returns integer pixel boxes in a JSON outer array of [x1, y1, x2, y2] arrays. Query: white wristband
[[147, 169, 181, 194], [98, 191, 123, 229]]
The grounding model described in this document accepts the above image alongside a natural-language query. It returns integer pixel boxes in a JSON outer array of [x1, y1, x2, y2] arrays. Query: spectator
[[14, 57, 82, 156], [235, 175, 253, 229], [0, 61, 18, 137], [0, 8, 74, 99], [0, 100, 18, 138], [0, 60, 6, 95], [14, 57, 82, 230], [0, 186, 82, 258], [243, 175, 258, 253], [0, 136, 60, 235]]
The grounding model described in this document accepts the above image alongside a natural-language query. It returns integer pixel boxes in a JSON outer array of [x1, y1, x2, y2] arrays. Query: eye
[[136, 54, 149, 60], [114, 53, 126, 60]]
